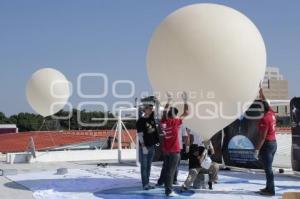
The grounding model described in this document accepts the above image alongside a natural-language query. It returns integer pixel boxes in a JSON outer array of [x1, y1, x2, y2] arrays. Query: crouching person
[[194, 140, 219, 189], [180, 144, 206, 192], [194, 162, 219, 189]]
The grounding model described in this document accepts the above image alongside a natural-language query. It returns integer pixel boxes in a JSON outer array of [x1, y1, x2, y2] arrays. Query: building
[[0, 130, 136, 154], [262, 67, 284, 87], [262, 67, 289, 116], [0, 124, 18, 134]]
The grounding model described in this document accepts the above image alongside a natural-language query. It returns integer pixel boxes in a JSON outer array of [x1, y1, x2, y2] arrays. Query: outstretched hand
[[259, 82, 264, 98], [181, 91, 188, 103], [259, 81, 263, 89], [166, 92, 172, 104], [142, 146, 149, 155]]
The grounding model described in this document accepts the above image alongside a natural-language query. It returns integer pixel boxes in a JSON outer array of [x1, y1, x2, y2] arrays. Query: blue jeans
[[260, 140, 277, 194], [139, 145, 155, 187]]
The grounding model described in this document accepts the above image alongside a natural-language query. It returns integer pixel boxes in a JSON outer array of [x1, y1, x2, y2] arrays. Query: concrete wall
[[6, 153, 29, 164], [7, 149, 137, 164]]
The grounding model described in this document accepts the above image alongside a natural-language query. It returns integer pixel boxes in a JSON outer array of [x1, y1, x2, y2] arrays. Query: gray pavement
[[0, 176, 33, 199], [0, 158, 123, 199], [0, 156, 299, 199]]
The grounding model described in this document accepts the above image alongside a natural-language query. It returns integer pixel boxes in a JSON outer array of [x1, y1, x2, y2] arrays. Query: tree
[[8, 113, 44, 131], [2, 109, 136, 132], [0, 112, 9, 123]]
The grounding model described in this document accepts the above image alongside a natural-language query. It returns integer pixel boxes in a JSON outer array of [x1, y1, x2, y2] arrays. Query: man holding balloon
[[255, 85, 277, 196], [160, 91, 189, 197]]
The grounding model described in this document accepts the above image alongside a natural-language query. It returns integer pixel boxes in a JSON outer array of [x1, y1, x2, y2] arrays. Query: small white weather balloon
[[26, 68, 71, 117]]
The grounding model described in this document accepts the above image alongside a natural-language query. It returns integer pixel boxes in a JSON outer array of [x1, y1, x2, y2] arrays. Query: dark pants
[[157, 154, 181, 185], [139, 145, 155, 187], [260, 140, 277, 194], [163, 152, 180, 195], [173, 159, 180, 183], [157, 160, 166, 185]]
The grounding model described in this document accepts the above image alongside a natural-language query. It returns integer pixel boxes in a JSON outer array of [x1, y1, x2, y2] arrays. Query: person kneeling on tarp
[[180, 143, 207, 192], [193, 140, 219, 190], [180, 131, 218, 191]]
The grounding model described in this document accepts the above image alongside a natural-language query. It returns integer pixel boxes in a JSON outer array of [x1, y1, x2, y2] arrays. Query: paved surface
[[0, 156, 299, 199], [0, 156, 125, 199], [0, 175, 33, 199], [0, 158, 100, 199]]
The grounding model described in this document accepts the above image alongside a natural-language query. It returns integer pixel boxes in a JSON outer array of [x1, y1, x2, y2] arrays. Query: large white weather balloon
[[147, 4, 266, 140], [26, 68, 71, 117]]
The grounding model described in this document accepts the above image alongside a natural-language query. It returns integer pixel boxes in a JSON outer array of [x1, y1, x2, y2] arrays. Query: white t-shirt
[[178, 125, 188, 149], [190, 129, 204, 146]]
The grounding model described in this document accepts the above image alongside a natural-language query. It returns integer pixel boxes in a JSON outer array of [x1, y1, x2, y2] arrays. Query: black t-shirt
[[136, 114, 160, 147]]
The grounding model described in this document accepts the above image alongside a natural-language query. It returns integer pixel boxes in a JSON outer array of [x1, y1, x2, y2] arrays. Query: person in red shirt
[[160, 91, 189, 197], [255, 85, 277, 196]]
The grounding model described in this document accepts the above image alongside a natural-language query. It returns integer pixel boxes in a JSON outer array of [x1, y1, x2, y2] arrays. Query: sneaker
[[166, 191, 178, 197], [148, 184, 155, 189], [143, 184, 153, 190], [259, 188, 267, 192], [180, 185, 188, 193], [258, 190, 275, 196], [143, 185, 150, 190]]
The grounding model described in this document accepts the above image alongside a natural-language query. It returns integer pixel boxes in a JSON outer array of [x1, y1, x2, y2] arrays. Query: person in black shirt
[[136, 101, 160, 190]]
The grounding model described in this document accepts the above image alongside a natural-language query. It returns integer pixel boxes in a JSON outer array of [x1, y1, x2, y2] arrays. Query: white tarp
[[6, 164, 300, 199]]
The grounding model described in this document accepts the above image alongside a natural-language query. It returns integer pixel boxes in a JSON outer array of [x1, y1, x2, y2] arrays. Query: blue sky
[[0, 0, 299, 116]]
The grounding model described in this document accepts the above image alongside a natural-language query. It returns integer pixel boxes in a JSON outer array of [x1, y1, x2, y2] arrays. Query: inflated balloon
[[26, 68, 71, 117], [147, 4, 266, 140]]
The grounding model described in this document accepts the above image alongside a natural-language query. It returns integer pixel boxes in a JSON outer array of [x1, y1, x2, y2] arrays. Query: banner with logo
[[212, 100, 264, 169], [291, 97, 300, 172]]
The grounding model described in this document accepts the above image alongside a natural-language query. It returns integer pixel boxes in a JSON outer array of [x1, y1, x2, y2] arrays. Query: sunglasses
[[143, 106, 153, 110]]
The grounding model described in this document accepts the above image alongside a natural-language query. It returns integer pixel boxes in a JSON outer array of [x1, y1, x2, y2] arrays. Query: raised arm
[[154, 97, 161, 120], [207, 140, 215, 155], [180, 91, 189, 118], [162, 92, 172, 120], [259, 83, 266, 101], [184, 128, 190, 146]]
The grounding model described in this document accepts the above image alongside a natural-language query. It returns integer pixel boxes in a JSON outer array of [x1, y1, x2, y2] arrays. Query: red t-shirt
[[161, 117, 182, 153], [258, 108, 276, 141]]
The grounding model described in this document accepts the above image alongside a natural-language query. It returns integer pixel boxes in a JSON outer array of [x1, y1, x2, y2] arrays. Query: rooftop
[[0, 124, 17, 128], [0, 159, 299, 199], [0, 130, 136, 153]]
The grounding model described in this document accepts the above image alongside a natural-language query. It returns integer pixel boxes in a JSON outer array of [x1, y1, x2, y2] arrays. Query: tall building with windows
[[263, 67, 284, 87], [262, 67, 289, 116]]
